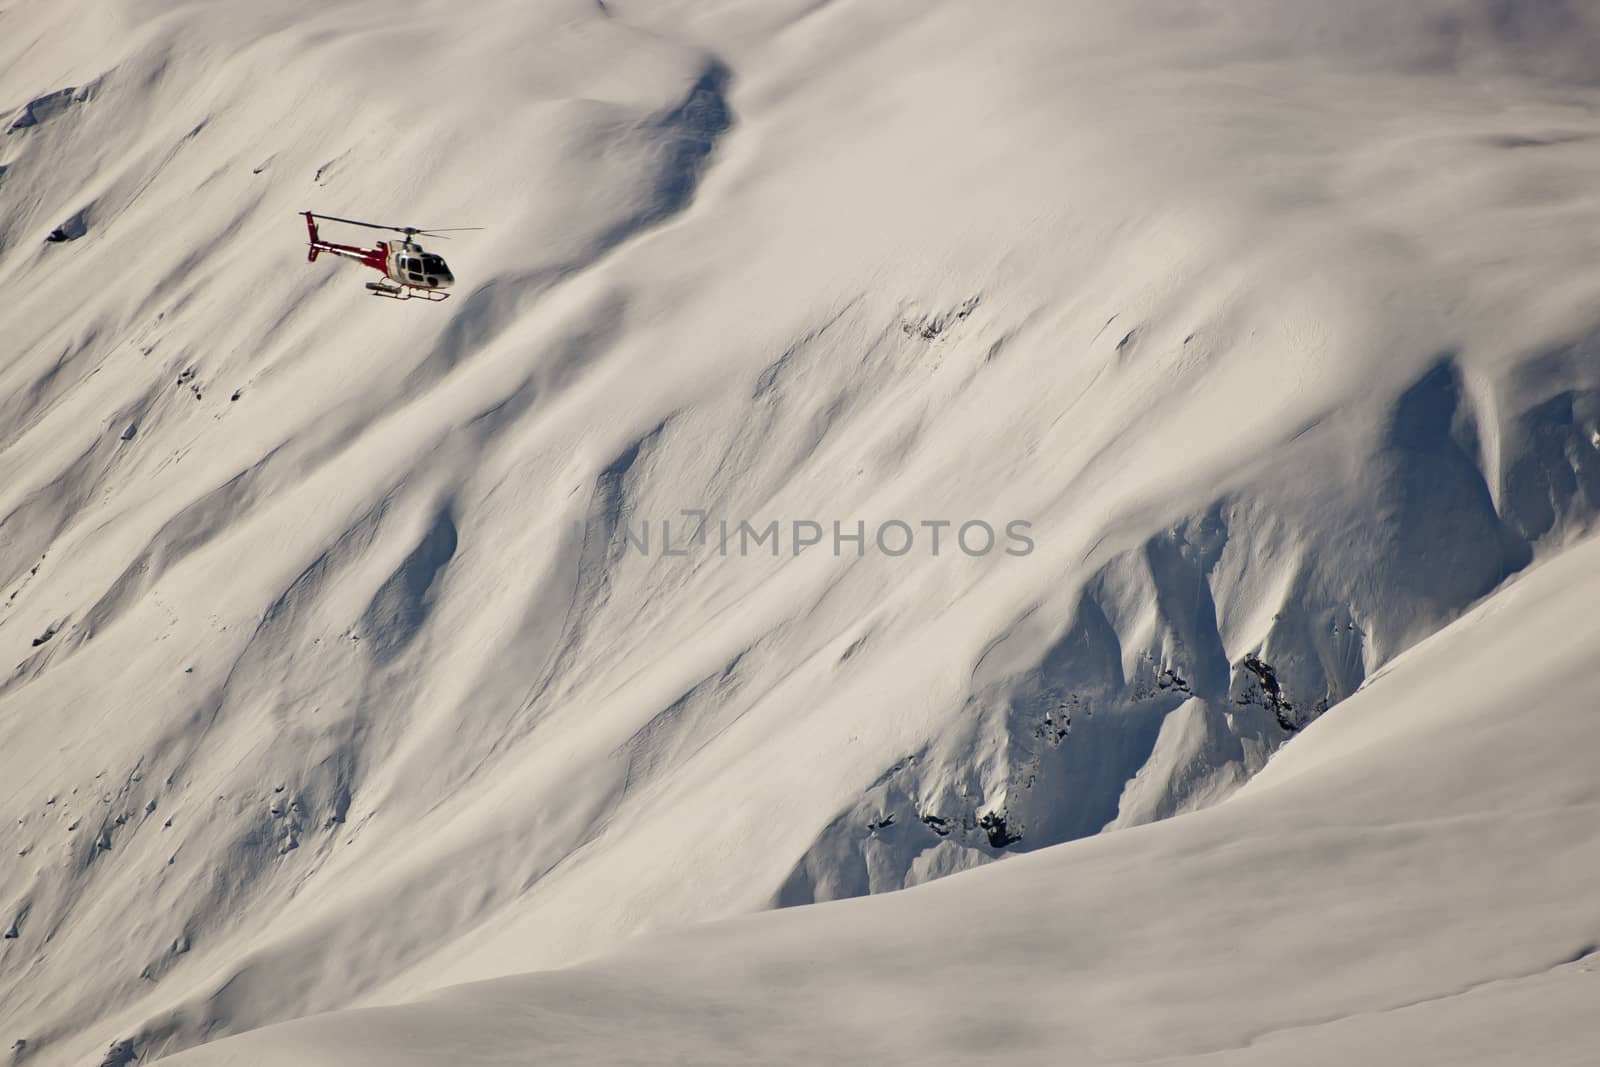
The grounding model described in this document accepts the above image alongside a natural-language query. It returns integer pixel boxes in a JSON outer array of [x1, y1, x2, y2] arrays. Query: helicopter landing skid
[[365, 281, 449, 302]]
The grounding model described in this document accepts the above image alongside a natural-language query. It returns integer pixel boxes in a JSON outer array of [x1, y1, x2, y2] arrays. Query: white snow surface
[[175, 526, 1600, 1065], [2, 0, 1599, 1063]]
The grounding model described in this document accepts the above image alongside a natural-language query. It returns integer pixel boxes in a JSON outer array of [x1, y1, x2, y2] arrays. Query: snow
[[3, 0, 1600, 1063], [173, 530, 1600, 1065]]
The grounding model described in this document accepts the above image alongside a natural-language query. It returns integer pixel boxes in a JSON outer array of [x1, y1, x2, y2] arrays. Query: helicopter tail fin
[[302, 212, 321, 261]]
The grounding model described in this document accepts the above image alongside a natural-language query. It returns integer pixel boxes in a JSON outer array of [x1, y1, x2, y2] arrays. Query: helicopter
[[301, 211, 481, 301]]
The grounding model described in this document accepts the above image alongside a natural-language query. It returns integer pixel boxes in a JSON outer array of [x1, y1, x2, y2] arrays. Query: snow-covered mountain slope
[[171, 524, 1600, 1066], [2, 0, 1599, 1063]]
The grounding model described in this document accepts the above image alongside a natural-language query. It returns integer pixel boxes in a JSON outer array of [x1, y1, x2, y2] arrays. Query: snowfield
[[172, 527, 1600, 1065], [2, 0, 1598, 1064]]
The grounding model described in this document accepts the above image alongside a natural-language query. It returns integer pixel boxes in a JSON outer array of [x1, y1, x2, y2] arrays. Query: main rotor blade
[[307, 213, 485, 237], [308, 212, 410, 233]]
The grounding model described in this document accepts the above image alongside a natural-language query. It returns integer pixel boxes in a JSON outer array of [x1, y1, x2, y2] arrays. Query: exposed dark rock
[[1239, 654, 1298, 732], [44, 211, 88, 242], [1035, 705, 1072, 745], [979, 810, 1021, 848], [902, 295, 981, 340], [1156, 667, 1191, 693]]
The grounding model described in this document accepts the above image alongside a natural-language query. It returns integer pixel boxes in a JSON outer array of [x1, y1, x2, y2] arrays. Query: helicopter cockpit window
[[422, 255, 448, 274]]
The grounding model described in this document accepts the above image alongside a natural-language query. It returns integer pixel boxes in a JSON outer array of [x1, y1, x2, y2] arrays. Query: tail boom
[[301, 211, 388, 273]]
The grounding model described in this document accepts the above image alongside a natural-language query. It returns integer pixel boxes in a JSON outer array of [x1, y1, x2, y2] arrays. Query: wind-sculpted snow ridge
[[3, 0, 1600, 1064]]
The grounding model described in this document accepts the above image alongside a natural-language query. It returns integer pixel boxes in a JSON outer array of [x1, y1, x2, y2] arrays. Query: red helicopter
[[301, 211, 480, 301]]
